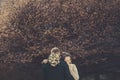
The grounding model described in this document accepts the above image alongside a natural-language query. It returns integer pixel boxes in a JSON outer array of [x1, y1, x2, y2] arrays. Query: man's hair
[[61, 52, 72, 59]]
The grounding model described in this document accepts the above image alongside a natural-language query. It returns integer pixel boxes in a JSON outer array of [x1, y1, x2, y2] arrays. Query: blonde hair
[[51, 47, 60, 53], [48, 47, 61, 67]]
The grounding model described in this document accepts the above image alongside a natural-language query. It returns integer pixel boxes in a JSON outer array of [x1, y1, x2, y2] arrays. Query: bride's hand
[[41, 59, 48, 64]]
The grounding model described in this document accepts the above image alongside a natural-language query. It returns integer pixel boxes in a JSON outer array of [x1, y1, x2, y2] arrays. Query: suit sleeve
[[61, 61, 74, 80], [42, 63, 48, 80]]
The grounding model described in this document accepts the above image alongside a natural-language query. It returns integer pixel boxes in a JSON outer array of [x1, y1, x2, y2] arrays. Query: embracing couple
[[42, 47, 79, 80]]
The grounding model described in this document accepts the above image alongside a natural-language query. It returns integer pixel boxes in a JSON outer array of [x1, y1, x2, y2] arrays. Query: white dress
[[68, 64, 79, 80]]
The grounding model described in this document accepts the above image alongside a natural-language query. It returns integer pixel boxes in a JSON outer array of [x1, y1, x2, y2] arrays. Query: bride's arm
[[72, 64, 80, 80]]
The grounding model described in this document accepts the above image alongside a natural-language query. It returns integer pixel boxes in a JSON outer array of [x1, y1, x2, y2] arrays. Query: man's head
[[62, 52, 72, 64], [64, 56, 72, 64]]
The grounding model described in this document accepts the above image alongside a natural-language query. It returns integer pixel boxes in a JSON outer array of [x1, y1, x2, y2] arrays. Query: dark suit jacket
[[42, 61, 74, 80]]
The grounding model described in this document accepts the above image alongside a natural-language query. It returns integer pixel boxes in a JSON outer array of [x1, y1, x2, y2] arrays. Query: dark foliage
[[0, 0, 120, 80]]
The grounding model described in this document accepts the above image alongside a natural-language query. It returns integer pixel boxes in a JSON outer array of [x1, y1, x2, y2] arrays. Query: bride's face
[[64, 56, 72, 64]]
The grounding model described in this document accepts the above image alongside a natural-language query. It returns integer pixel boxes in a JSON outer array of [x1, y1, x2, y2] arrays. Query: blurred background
[[0, 0, 120, 80]]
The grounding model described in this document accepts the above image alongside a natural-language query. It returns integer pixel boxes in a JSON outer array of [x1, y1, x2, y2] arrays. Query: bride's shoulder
[[70, 64, 77, 67]]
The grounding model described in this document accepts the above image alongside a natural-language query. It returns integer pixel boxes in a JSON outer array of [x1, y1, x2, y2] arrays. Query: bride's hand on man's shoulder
[[41, 59, 48, 64]]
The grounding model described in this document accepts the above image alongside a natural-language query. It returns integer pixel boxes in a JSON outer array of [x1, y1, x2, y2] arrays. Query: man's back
[[42, 61, 74, 80]]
